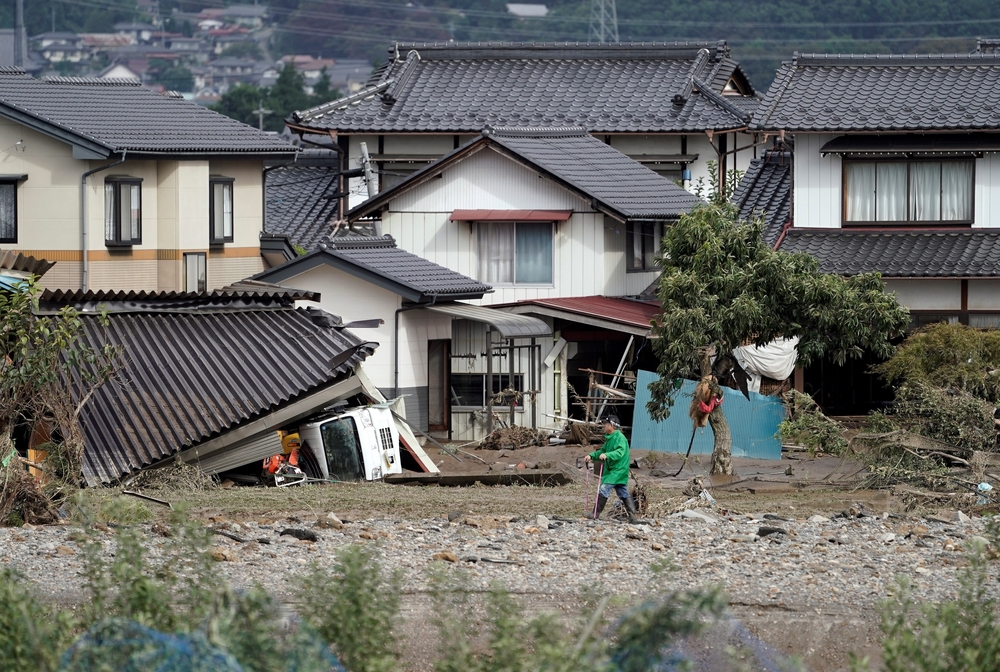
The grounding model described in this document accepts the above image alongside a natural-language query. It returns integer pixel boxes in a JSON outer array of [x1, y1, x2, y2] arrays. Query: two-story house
[[0, 67, 297, 292], [748, 50, 1000, 412], [284, 41, 761, 214], [262, 127, 700, 439]]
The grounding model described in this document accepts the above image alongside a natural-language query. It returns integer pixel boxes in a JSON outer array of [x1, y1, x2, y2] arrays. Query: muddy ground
[[172, 441, 971, 672]]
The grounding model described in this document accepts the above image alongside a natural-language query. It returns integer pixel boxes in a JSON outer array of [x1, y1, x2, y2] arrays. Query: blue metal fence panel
[[631, 370, 784, 460]]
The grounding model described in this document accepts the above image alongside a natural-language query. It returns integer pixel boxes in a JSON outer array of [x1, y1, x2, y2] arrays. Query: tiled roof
[[349, 127, 702, 223], [976, 39, 1000, 54], [488, 127, 702, 220], [255, 234, 492, 302], [731, 148, 792, 247], [752, 52, 1000, 132], [265, 156, 339, 250], [289, 41, 757, 134], [778, 229, 1000, 277], [51, 294, 374, 483], [0, 67, 295, 155]]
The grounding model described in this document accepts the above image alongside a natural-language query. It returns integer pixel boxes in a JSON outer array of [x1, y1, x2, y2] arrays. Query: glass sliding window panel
[[514, 222, 553, 283], [627, 221, 642, 269], [909, 162, 941, 221], [642, 223, 662, 270], [105, 183, 115, 241], [846, 163, 876, 221], [128, 184, 141, 241], [183, 252, 206, 292], [478, 222, 514, 283], [875, 162, 906, 221], [0, 183, 16, 242], [942, 161, 973, 221], [211, 180, 233, 241], [970, 314, 1000, 329]]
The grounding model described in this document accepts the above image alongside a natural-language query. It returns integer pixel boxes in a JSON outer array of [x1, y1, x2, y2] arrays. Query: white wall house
[[252, 235, 552, 439], [746, 49, 1000, 412], [285, 41, 762, 217], [326, 127, 700, 439], [0, 68, 296, 292]]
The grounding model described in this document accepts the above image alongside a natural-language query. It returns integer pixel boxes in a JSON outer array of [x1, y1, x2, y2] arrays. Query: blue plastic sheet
[[631, 370, 784, 460]]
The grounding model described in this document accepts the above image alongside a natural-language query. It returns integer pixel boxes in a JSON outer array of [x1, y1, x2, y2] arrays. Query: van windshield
[[320, 417, 364, 480]]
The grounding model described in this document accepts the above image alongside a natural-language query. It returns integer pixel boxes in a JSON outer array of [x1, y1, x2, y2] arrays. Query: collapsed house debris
[[38, 288, 439, 485]]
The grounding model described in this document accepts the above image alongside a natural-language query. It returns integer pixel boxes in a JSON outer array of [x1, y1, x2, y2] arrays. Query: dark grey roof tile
[[59, 296, 373, 483], [752, 52, 1000, 132], [326, 235, 491, 297], [0, 67, 294, 154], [290, 41, 757, 134], [487, 127, 702, 219], [732, 148, 792, 246], [265, 161, 339, 250], [778, 229, 1000, 277]]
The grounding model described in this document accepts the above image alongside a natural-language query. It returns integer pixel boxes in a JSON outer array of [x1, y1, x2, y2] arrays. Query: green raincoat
[[589, 429, 630, 485]]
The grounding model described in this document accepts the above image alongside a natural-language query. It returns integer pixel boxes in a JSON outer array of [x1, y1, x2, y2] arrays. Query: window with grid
[[210, 177, 234, 243], [104, 177, 142, 245], [844, 159, 974, 225]]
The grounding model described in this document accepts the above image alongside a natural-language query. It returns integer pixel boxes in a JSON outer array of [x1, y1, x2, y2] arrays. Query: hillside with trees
[[3, 0, 998, 89]]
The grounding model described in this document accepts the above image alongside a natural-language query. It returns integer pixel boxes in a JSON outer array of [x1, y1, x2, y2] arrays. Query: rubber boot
[[588, 495, 608, 520], [622, 495, 639, 524]]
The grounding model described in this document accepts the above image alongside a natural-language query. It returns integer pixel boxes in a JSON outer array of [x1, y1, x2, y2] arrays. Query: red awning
[[450, 209, 573, 222]]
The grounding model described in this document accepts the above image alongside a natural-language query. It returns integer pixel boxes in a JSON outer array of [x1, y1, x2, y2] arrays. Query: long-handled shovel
[[590, 460, 604, 518], [671, 424, 698, 477]]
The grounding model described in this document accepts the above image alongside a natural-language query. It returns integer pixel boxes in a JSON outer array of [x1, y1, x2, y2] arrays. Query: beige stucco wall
[[0, 118, 267, 292]]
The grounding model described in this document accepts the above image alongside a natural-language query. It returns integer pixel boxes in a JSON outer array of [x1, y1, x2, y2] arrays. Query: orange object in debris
[[263, 454, 284, 474]]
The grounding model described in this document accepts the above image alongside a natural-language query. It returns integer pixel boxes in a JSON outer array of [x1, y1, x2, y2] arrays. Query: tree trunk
[[708, 406, 733, 475]]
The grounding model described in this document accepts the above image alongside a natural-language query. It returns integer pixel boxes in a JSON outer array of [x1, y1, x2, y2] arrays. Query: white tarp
[[732, 337, 799, 393]]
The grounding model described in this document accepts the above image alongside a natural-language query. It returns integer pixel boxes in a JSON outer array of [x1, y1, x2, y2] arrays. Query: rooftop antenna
[[589, 0, 619, 44], [252, 100, 273, 131], [14, 0, 24, 67]]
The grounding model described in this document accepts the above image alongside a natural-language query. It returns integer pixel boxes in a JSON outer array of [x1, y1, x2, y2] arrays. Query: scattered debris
[[280, 528, 318, 542], [480, 426, 543, 451]]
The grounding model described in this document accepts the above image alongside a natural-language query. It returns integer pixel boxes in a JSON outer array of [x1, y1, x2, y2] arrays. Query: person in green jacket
[[584, 416, 638, 523]]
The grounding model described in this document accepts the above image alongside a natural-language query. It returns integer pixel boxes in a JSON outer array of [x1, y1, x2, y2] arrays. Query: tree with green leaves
[[149, 59, 194, 93], [647, 201, 910, 474], [211, 83, 267, 129], [221, 42, 264, 61]]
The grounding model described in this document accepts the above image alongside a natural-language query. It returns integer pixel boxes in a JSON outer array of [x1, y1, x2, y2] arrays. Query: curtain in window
[[478, 222, 514, 283], [942, 161, 973, 221], [515, 222, 553, 284], [970, 314, 1000, 328], [909, 162, 941, 221], [184, 253, 206, 293], [212, 182, 233, 240], [627, 222, 642, 269], [105, 183, 114, 241], [0, 184, 15, 241], [644, 223, 662, 270], [846, 163, 876, 221], [875, 163, 906, 221], [129, 184, 141, 240]]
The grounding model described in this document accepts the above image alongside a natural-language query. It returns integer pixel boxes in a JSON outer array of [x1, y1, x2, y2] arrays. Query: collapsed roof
[[288, 41, 758, 135], [40, 289, 375, 484]]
